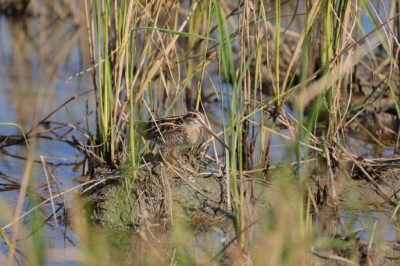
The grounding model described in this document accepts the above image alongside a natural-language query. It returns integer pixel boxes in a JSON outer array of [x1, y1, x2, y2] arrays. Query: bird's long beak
[[200, 121, 230, 151]]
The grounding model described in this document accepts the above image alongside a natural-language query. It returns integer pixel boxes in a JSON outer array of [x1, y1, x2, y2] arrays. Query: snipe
[[138, 110, 228, 150]]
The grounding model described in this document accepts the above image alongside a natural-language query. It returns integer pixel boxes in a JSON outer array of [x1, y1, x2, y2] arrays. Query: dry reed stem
[[158, 157, 174, 227], [311, 247, 359, 266], [4, 180, 97, 230], [40, 155, 58, 229], [6, 156, 33, 266], [134, 1, 199, 103], [337, 141, 395, 205], [281, 0, 322, 95], [113, 1, 136, 122], [248, 119, 323, 153], [296, 33, 385, 109]]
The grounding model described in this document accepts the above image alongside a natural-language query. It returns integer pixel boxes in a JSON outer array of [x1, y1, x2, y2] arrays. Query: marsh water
[[0, 1, 399, 265]]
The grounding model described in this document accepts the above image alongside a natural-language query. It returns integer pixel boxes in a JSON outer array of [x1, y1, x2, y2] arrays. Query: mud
[[80, 140, 400, 264], [83, 149, 230, 229], [312, 156, 400, 265]]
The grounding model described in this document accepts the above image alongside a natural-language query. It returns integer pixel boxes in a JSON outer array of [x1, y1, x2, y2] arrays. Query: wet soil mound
[[83, 151, 230, 229]]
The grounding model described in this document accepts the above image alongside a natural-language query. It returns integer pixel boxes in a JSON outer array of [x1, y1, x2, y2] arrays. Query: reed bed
[[1, 0, 400, 265]]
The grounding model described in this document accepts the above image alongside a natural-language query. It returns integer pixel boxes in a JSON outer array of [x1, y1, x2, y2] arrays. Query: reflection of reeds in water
[[2, 8, 88, 131], [0, 3, 94, 265]]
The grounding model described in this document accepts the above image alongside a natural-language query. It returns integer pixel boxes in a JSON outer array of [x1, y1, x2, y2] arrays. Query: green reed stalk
[[88, 1, 141, 230], [0, 123, 30, 151], [360, 0, 391, 54], [322, 0, 333, 116], [283, 1, 326, 264], [196, 2, 214, 110], [323, 0, 348, 143], [275, 0, 281, 109], [188, 1, 202, 108], [94, 0, 115, 164], [297, 5, 316, 265], [215, 0, 246, 249], [92, 0, 141, 174], [128, 5, 139, 181]]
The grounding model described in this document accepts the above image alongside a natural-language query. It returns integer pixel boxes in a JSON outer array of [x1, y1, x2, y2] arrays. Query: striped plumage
[[137, 110, 228, 150], [138, 111, 205, 149]]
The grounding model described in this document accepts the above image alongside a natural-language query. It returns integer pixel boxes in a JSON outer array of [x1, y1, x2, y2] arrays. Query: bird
[[137, 110, 229, 150]]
